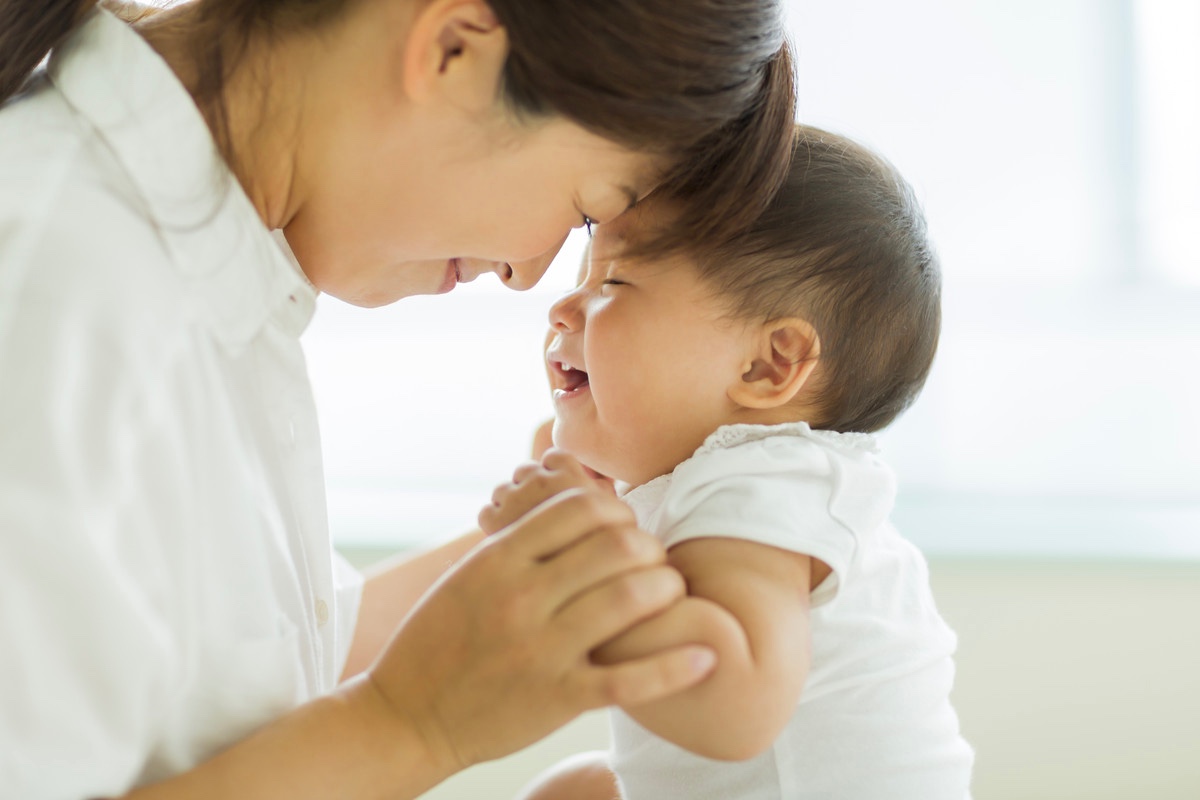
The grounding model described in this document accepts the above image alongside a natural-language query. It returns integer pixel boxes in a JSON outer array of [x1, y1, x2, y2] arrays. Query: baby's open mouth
[[550, 359, 589, 394]]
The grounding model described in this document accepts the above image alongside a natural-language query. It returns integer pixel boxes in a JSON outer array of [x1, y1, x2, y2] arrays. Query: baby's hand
[[530, 418, 555, 460], [479, 449, 615, 536]]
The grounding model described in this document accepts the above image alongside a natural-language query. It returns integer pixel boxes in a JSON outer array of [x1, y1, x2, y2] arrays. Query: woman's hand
[[367, 474, 715, 772]]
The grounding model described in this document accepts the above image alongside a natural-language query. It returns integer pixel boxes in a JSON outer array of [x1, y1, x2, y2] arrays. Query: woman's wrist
[[350, 670, 467, 785], [337, 672, 465, 797], [121, 675, 461, 800]]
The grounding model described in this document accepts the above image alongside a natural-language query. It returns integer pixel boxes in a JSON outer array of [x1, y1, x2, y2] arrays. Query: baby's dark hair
[[692, 125, 941, 433]]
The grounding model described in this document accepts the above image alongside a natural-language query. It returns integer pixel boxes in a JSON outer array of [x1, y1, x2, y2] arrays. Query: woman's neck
[[133, 2, 305, 230]]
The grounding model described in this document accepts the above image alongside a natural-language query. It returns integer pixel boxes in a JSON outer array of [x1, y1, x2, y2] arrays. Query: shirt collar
[[49, 8, 317, 344]]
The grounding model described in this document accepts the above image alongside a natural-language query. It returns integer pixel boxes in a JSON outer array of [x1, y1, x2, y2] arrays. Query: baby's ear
[[729, 318, 820, 409]]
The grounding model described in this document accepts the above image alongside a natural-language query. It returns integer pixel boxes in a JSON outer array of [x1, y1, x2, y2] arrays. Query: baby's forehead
[[574, 199, 691, 281], [578, 243, 693, 286]]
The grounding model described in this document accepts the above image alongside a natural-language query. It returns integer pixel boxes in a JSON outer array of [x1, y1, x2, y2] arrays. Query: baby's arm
[[592, 536, 824, 761]]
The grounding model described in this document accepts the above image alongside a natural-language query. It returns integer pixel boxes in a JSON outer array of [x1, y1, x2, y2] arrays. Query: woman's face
[[284, 111, 662, 308], [252, 0, 665, 308]]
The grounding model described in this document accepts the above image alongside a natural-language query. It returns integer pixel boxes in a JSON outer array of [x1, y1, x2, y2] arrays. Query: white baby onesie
[[609, 422, 974, 800]]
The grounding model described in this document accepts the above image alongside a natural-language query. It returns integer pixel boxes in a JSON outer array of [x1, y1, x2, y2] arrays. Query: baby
[[481, 125, 974, 800]]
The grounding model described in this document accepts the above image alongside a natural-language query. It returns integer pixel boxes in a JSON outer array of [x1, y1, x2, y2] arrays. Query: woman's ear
[[729, 318, 821, 409], [402, 0, 507, 112]]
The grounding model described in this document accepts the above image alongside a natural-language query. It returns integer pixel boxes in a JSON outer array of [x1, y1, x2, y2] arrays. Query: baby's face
[[542, 204, 757, 486]]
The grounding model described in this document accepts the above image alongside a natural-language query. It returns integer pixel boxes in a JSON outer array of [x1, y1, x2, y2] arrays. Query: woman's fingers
[[367, 482, 704, 770], [493, 487, 641, 563], [366, 540, 691, 768], [540, 528, 677, 614], [577, 645, 717, 710], [550, 563, 686, 651]]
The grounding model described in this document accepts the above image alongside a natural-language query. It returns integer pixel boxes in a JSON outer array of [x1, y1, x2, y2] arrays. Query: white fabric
[[0, 10, 363, 798], [610, 423, 974, 800]]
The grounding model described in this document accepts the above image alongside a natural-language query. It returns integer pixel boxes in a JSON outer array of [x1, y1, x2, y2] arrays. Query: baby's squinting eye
[[601, 278, 627, 287]]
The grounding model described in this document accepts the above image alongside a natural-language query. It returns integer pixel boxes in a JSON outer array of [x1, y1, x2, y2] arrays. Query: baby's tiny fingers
[[512, 461, 541, 484], [478, 500, 505, 535], [490, 481, 516, 508], [541, 448, 587, 474]]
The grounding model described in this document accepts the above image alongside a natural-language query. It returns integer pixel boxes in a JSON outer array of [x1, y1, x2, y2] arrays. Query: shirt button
[[315, 598, 329, 628]]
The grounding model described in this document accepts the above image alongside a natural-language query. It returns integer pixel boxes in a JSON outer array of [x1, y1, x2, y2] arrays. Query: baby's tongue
[[566, 367, 589, 390]]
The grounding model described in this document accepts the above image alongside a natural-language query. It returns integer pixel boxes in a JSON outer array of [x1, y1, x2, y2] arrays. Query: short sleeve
[[653, 431, 897, 606]]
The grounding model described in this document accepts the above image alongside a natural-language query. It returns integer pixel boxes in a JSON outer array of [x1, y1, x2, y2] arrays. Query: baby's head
[[688, 124, 942, 433], [545, 124, 940, 485]]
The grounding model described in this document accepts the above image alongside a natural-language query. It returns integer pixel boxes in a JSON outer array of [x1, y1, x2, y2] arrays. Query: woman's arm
[[593, 537, 828, 761], [118, 476, 715, 800], [341, 528, 486, 680], [124, 677, 453, 800]]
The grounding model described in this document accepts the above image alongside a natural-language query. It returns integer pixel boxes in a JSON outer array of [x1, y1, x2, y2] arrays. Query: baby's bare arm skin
[[593, 537, 824, 761]]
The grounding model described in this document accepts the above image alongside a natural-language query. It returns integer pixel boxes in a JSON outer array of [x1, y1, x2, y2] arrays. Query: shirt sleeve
[[0, 177, 186, 798], [0, 493, 182, 797], [654, 433, 896, 606]]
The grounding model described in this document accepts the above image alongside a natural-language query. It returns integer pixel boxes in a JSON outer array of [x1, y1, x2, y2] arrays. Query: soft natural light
[[304, 0, 1200, 559], [1135, 0, 1200, 287], [305, 247, 587, 549]]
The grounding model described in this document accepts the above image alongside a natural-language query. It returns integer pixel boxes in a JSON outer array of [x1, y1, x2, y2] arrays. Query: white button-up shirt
[[0, 10, 362, 798]]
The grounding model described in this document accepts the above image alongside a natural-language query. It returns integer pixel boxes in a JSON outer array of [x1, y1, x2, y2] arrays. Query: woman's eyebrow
[[619, 185, 639, 212]]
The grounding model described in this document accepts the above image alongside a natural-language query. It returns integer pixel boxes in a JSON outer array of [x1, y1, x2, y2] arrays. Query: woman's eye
[[582, 216, 595, 237]]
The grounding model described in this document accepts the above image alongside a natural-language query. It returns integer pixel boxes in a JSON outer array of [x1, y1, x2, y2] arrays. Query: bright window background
[[304, 0, 1200, 559]]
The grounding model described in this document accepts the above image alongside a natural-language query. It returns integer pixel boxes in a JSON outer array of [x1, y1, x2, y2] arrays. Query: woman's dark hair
[[0, 0, 795, 249], [0, 0, 99, 98], [693, 124, 942, 434]]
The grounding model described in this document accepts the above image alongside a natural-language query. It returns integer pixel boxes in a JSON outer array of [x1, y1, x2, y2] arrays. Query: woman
[[0, 0, 794, 797]]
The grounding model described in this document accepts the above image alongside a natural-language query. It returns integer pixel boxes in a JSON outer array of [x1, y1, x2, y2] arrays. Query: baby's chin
[[550, 424, 619, 483]]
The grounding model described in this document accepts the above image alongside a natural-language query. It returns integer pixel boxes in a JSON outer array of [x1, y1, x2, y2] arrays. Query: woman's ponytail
[[0, 0, 99, 105]]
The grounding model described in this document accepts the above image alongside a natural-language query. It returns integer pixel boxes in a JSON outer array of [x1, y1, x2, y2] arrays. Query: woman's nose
[[503, 232, 571, 291]]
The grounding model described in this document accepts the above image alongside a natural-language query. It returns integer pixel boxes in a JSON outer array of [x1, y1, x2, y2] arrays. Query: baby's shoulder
[[681, 422, 885, 482]]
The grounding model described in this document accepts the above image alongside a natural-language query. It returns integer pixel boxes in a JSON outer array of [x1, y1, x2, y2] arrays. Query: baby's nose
[[548, 291, 583, 331]]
